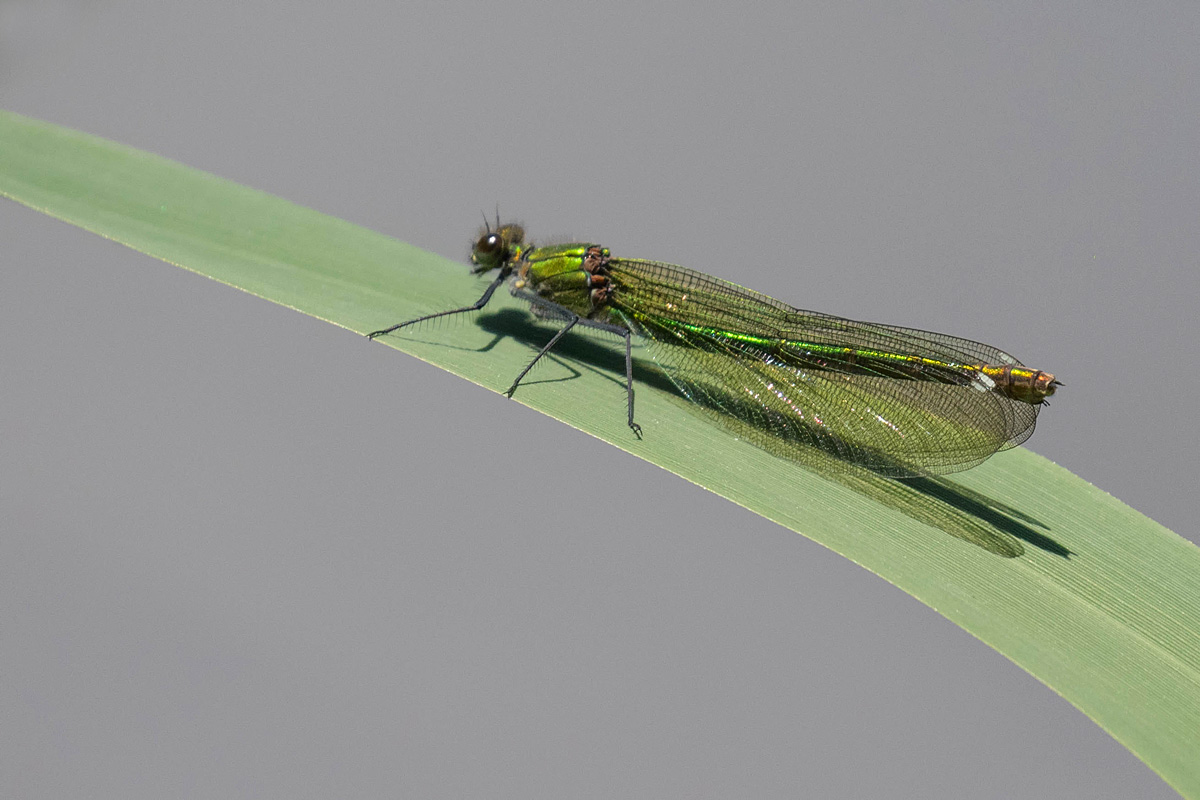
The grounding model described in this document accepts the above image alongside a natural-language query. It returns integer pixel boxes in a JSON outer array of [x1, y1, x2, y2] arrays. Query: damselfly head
[[470, 222, 525, 273]]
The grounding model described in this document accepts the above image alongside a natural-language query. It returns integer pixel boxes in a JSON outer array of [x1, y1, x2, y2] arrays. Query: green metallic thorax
[[514, 242, 615, 321]]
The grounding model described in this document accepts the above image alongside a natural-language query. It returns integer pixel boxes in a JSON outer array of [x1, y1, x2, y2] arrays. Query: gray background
[[2, 1, 1196, 797]]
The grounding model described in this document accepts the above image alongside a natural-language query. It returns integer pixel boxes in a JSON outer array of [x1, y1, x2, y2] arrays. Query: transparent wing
[[606, 258, 1039, 476]]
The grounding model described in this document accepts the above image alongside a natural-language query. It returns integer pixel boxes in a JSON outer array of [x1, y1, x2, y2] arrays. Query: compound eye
[[476, 233, 502, 256], [471, 231, 507, 271]]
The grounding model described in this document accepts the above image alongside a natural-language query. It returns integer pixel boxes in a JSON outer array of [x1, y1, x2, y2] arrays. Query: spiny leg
[[511, 290, 643, 439], [366, 269, 510, 339], [564, 317, 641, 438], [620, 328, 641, 439], [506, 315, 580, 396]]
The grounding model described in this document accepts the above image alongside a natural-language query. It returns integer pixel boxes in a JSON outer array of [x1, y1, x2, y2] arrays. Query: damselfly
[[368, 220, 1059, 477]]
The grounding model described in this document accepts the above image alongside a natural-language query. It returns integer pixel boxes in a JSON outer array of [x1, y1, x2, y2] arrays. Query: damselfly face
[[470, 223, 525, 273]]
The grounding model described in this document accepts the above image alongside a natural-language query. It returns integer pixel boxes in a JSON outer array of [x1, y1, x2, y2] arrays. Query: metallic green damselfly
[[368, 220, 1059, 477]]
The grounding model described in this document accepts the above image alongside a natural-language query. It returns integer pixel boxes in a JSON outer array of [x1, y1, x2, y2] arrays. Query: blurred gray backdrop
[[2, 1, 1195, 797]]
